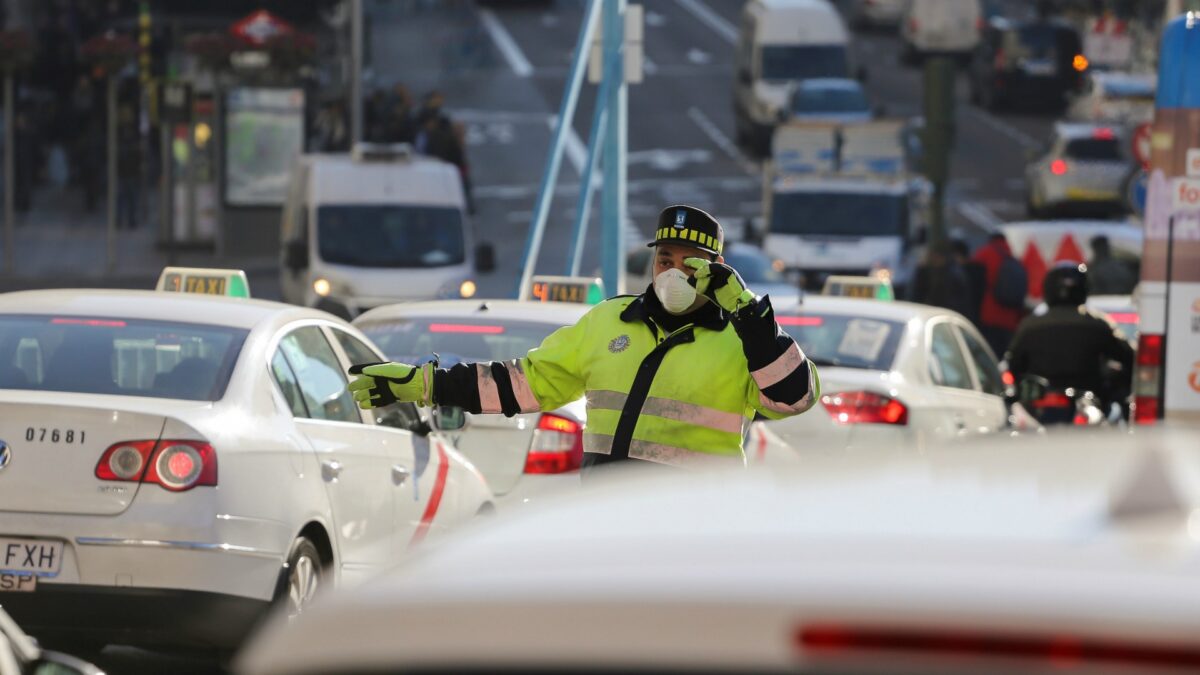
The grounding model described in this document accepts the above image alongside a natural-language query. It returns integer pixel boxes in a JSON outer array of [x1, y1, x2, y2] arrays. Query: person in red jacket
[[971, 233, 1026, 357]]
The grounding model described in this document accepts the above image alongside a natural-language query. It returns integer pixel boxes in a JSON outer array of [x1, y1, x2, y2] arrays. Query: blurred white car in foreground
[[0, 605, 101, 675], [763, 295, 1008, 456], [0, 281, 491, 653], [355, 300, 591, 506], [239, 425, 1200, 675]]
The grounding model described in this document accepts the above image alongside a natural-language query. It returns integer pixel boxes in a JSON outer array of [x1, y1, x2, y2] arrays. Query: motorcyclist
[[1006, 262, 1134, 415]]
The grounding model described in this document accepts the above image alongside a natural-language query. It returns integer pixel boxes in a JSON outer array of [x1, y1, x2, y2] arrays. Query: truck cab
[[279, 144, 494, 319]]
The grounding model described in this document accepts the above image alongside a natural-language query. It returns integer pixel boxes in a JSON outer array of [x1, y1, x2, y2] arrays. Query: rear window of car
[[775, 313, 904, 371], [1064, 138, 1121, 161], [357, 318, 564, 366], [0, 315, 246, 401]]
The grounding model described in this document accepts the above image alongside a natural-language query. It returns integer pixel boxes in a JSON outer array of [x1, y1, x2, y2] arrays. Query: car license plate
[[0, 573, 36, 592], [1022, 59, 1055, 76], [1066, 188, 1118, 200], [1, 537, 64, 577]]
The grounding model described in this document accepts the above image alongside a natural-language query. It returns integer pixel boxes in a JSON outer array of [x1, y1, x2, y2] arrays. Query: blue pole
[[567, 70, 614, 276], [600, 0, 627, 297], [514, 0, 601, 300]]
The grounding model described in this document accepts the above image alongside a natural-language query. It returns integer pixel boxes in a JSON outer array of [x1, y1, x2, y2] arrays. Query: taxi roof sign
[[528, 276, 605, 305], [821, 275, 894, 301], [156, 267, 251, 298]]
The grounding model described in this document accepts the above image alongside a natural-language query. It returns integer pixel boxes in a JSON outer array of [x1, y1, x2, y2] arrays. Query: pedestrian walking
[[912, 242, 973, 319], [971, 233, 1028, 357], [348, 205, 821, 472], [1087, 235, 1136, 296]]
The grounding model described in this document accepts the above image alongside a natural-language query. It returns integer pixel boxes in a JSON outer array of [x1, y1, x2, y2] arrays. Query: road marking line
[[687, 106, 757, 175], [674, 0, 736, 45], [479, 9, 534, 77], [966, 109, 1040, 149], [958, 201, 1002, 232]]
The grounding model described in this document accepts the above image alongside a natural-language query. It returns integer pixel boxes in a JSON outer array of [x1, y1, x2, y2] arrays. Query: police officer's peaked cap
[[648, 205, 724, 256]]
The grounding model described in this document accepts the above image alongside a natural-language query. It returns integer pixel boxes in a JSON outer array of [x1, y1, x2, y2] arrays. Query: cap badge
[[673, 209, 687, 229]]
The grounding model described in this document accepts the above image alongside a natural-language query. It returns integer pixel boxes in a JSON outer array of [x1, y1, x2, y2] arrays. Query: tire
[[276, 537, 323, 620]]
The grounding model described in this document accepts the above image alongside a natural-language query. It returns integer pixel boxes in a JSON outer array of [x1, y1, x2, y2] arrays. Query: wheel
[[277, 537, 323, 620]]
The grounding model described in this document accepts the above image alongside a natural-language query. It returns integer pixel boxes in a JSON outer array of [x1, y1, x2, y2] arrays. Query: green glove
[[685, 257, 756, 314], [348, 361, 435, 409]]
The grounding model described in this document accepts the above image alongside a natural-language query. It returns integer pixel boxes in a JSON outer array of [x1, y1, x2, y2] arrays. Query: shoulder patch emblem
[[608, 334, 631, 354]]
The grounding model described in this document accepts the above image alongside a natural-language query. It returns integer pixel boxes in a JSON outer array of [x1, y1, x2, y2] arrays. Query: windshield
[[317, 205, 465, 268], [771, 192, 908, 237], [358, 318, 561, 366], [792, 86, 869, 114], [1064, 138, 1121, 161], [760, 45, 849, 81], [0, 316, 246, 401], [777, 314, 903, 370], [724, 249, 785, 284]]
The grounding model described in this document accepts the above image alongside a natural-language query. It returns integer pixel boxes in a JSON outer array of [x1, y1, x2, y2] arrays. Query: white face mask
[[653, 268, 698, 315]]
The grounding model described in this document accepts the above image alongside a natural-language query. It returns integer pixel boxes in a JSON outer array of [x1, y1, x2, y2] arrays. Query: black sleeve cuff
[[432, 363, 482, 413]]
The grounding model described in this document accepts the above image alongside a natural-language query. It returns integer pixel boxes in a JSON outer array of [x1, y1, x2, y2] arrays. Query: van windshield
[[317, 205, 465, 268], [771, 192, 907, 237], [760, 45, 849, 82]]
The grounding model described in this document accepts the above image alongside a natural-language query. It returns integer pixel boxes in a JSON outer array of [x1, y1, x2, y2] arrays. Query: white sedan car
[[760, 296, 1008, 458], [238, 425, 1200, 674], [0, 286, 491, 653], [354, 300, 591, 506]]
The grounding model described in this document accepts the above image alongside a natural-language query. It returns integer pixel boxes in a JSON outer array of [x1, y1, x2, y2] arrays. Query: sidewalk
[[0, 185, 279, 297]]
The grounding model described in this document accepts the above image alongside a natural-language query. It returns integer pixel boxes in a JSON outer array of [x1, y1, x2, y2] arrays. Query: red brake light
[[1092, 127, 1115, 140], [1001, 370, 1015, 387], [1050, 159, 1069, 176], [51, 317, 127, 327], [1134, 334, 1164, 424], [777, 316, 824, 327], [524, 413, 583, 474], [428, 323, 505, 334], [96, 440, 217, 491], [1032, 391, 1072, 409], [821, 391, 908, 426]]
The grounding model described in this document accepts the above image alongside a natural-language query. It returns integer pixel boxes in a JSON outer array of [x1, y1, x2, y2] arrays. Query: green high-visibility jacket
[[433, 293, 819, 470]]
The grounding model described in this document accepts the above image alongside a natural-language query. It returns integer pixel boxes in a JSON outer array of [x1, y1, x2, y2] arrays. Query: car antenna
[[477, 301, 490, 312]]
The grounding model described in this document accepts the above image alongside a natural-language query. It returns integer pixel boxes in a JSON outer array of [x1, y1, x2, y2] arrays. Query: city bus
[[1136, 11, 1200, 424]]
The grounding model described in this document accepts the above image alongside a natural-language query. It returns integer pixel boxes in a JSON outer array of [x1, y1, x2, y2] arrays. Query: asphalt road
[[80, 1, 1068, 672]]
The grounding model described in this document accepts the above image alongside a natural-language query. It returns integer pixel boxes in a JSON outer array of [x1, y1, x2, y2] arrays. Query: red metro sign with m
[[230, 10, 294, 46]]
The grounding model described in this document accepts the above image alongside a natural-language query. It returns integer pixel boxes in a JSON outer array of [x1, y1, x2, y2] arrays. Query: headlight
[[313, 277, 332, 297], [459, 280, 477, 298]]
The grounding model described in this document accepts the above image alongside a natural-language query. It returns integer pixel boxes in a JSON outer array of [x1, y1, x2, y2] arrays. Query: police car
[[761, 288, 1008, 457], [238, 425, 1200, 674], [354, 285, 597, 506], [0, 269, 492, 652]]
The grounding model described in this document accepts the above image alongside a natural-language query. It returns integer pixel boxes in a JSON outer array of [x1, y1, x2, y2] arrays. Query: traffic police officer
[[348, 205, 820, 471]]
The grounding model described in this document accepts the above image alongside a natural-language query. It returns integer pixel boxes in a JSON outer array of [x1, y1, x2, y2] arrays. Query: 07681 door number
[[25, 427, 86, 444]]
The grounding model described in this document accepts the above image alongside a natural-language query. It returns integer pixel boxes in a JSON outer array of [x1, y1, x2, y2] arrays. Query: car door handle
[[321, 460, 343, 482], [391, 464, 410, 486]]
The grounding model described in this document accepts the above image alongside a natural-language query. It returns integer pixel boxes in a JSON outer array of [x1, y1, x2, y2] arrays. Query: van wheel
[[277, 537, 323, 620]]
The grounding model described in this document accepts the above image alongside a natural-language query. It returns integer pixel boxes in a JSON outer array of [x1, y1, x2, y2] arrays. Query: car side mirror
[[474, 243, 496, 273], [431, 405, 467, 432], [284, 240, 309, 271]]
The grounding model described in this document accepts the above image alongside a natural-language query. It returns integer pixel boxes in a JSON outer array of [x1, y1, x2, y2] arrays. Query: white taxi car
[[0, 272, 492, 653], [354, 298, 591, 506], [238, 425, 1200, 674], [761, 294, 1007, 457]]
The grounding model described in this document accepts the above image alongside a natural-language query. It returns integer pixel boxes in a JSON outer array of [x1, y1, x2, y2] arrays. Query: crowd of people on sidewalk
[[913, 232, 1137, 359], [311, 85, 474, 212]]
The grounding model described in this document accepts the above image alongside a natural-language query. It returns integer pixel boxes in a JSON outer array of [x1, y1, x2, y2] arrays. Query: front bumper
[[1, 583, 271, 650]]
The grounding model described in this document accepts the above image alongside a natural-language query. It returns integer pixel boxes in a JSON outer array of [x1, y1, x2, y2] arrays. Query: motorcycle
[[1013, 375, 1116, 428]]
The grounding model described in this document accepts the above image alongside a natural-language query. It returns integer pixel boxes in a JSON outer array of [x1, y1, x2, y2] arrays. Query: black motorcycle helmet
[[1043, 261, 1088, 308]]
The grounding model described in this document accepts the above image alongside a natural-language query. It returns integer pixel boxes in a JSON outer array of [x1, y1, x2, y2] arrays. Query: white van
[[734, 0, 855, 155], [279, 144, 493, 319], [899, 0, 983, 61]]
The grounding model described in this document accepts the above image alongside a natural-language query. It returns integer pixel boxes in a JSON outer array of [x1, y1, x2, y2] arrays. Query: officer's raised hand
[[685, 257, 756, 314], [347, 362, 435, 409]]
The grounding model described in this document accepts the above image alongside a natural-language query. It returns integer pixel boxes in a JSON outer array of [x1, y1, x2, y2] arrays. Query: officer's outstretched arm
[[732, 295, 820, 420], [428, 311, 592, 417]]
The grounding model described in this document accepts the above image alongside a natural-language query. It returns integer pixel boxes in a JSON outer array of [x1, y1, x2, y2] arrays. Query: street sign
[[1132, 122, 1152, 169], [159, 82, 192, 123], [230, 10, 293, 46], [588, 4, 643, 85]]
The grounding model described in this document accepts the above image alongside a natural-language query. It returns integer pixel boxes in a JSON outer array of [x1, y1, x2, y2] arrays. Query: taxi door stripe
[[410, 442, 450, 547]]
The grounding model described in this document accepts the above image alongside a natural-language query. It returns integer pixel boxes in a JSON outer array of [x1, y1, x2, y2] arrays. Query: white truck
[[758, 120, 930, 292]]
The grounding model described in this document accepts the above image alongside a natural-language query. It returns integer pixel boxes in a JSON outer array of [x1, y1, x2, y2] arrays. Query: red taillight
[[1032, 391, 1072, 409], [1001, 370, 1015, 387], [51, 317, 127, 327], [428, 323, 505, 334], [1134, 334, 1164, 424], [1092, 127, 1115, 140], [798, 625, 1200, 667], [821, 391, 908, 426], [95, 440, 217, 491], [777, 316, 824, 327], [524, 413, 583, 474], [1050, 159, 1069, 176]]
